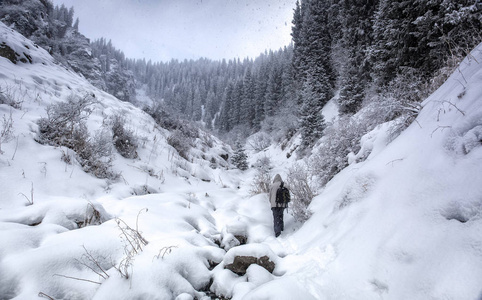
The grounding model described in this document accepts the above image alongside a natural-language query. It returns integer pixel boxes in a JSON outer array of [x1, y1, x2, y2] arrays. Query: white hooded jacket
[[269, 174, 283, 208]]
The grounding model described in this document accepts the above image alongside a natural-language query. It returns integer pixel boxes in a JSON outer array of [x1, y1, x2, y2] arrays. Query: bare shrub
[[114, 208, 149, 279], [250, 156, 272, 195], [364, 68, 424, 141], [36, 94, 95, 147], [260, 107, 298, 143], [167, 130, 193, 160], [76, 245, 110, 282], [65, 210, 148, 285], [311, 68, 424, 189], [111, 114, 138, 159], [0, 110, 14, 154], [36, 94, 117, 179], [144, 103, 199, 139], [430, 51, 466, 93], [246, 132, 271, 152], [287, 163, 315, 222], [77, 129, 116, 179], [143, 103, 177, 131], [310, 116, 366, 187], [0, 83, 25, 109]]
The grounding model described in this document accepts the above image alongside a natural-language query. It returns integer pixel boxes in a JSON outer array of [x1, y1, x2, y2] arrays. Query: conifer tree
[[264, 62, 282, 117], [338, 0, 378, 114], [192, 87, 202, 121], [291, 0, 306, 84], [242, 68, 256, 128], [231, 141, 249, 171], [292, 0, 333, 148], [300, 73, 327, 148]]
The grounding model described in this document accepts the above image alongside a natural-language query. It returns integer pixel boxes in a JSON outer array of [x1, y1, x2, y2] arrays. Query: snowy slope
[[262, 44, 482, 300], [0, 22, 255, 300]]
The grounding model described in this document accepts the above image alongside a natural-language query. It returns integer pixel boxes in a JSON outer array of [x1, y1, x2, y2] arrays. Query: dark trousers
[[271, 207, 284, 236]]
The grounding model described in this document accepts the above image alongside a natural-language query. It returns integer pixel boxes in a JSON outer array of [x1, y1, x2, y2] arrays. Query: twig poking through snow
[[18, 182, 34, 205], [38, 292, 55, 300], [76, 245, 110, 280], [114, 209, 149, 279], [431, 126, 452, 138], [153, 246, 178, 261], [53, 274, 102, 285]]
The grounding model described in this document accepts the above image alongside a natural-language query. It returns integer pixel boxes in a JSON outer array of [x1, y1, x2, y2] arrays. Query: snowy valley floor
[[0, 167, 318, 300]]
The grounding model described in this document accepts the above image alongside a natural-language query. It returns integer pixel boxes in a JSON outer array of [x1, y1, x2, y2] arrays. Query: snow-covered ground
[[1, 21, 482, 300]]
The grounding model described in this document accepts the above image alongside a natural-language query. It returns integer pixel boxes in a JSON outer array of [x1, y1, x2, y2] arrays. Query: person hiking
[[269, 174, 288, 237]]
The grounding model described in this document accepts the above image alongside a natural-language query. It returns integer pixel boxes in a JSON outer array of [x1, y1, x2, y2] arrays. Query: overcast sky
[[51, 0, 296, 63]]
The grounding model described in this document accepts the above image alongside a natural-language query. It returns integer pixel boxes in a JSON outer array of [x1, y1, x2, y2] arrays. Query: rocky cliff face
[[0, 0, 136, 101]]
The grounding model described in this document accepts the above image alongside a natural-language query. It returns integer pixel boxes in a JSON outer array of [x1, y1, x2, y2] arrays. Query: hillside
[[278, 43, 482, 299], [1, 18, 482, 300], [0, 21, 239, 299]]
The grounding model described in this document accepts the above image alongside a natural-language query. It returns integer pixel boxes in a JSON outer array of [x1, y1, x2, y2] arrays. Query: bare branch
[[153, 246, 178, 261], [431, 125, 452, 138], [443, 100, 465, 116], [53, 274, 101, 285], [11, 135, 19, 160], [18, 182, 34, 205], [386, 158, 405, 166], [79, 245, 110, 279], [38, 292, 55, 300]]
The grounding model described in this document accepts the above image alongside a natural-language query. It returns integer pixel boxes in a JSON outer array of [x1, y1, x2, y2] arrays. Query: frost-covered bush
[[78, 129, 115, 179], [37, 94, 94, 146], [250, 156, 272, 194], [145, 104, 199, 140], [36, 94, 116, 179], [310, 116, 366, 186], [0, 111, 14, 155], [260, 108, 298, 143], [364, 68, 424, 141], [111, 114, 138, 159], [220, 124, 251, 146], [287, 163, 315, 222], [310, 69, 425, 187], [147, 104, 200, 161], [0, 84, 24, 109], [167, 130, 192, 160], [246, 132, 272, 152], [115, 212, 149, 279]]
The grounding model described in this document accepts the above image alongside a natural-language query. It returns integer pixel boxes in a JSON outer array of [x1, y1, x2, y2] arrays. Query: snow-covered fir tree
[[231, 141, 249, 171]]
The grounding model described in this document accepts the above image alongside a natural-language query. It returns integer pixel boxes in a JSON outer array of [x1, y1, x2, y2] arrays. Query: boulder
[[225, 255, 275, 275], [234, 235, 247, 245]]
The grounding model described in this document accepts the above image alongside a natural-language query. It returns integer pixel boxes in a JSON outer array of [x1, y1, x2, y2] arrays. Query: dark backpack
[[275, 182, 291, 207]]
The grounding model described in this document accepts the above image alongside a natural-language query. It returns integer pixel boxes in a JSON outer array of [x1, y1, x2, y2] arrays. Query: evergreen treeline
[[291, 0, 481, 148], [105, 0, 480, 146], [1, 0, 481, 147], [115, 47, 296, 140]]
